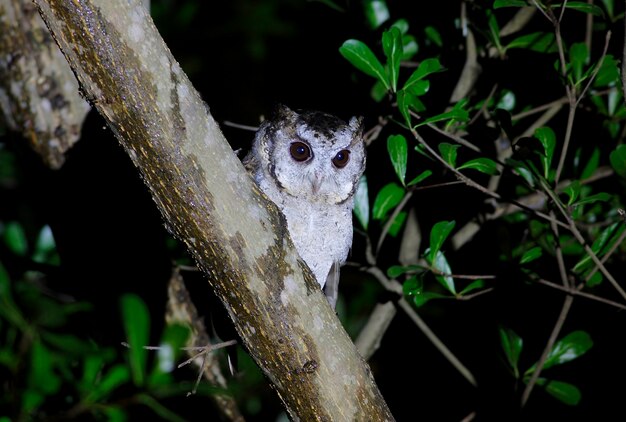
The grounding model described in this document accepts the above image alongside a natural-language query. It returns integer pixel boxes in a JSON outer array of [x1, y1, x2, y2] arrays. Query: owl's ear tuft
[[349, 116, 364, 134], [274, 104, 299, 123]]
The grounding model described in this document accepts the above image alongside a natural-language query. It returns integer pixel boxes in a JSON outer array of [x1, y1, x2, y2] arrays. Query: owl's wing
[[323, 261, 341, 309]]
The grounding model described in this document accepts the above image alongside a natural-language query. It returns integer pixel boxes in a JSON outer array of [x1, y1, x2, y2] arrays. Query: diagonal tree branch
[[33, 0, 394, 420]]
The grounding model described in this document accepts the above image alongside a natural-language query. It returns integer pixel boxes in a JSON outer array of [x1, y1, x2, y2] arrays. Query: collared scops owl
[[244, 105, 365, 308]]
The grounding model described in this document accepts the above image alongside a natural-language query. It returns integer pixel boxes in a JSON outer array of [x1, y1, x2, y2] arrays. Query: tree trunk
[[32, 0, 395, 420]]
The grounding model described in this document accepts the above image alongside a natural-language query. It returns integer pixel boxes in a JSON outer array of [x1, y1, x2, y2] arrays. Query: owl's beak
[[310, 173, 322, 194]]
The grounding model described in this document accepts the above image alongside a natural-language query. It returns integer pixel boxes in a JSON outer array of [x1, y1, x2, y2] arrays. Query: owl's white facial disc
[[268, 110, 365, 204]]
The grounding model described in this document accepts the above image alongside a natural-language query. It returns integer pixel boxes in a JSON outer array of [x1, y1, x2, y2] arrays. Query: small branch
[[376, 191, 413, 254], [457, 288, 495, 301], [499, 7, 536, 37], [365, 266, 477, 386], [511, 97, 568, 121], [426, 123, 481, 153], [582, 217, 626, 285], [537, 278, 626, 311], [542, 183, 626, 300], [549, 210, 570, 288], [576, 31, 612, 107], [398, 297, 477, 386], [222, 121, 258, 132], [413, 130, 570, 230], [354, 302, 397, 360], [521, 295, 574, 406]]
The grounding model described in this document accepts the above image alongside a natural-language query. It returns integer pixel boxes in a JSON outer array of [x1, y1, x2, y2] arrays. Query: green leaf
[[594, 54, 619, 87], [542, 380, 582, 406], [572, 192, 611, 206], [496, 90, 516, 111], [87, 364, 130, 402], [382, 27, 403, 92], [32, 225, 60, 265], [428, 220, 456, 262], [610, 144, 626, 178], [413, 290, 446, 308], [424, 26, 442, 47], [438, 143, 460, 167], [101, 407, 127, 422], [370, 79, 387, 102], [29, 341, 61, 395], [538, 331, 593, 372], [563, 180, 581, 206], [459, 279, 485, 295], [3, 221, 28, 256], [534, 127, 556, 180], [573, 222, 624, 273], [458, 157, 500, 175], [391, 19, 409, 34], [407, 169, 432, 186], [486, 10, 501, 50], [403, 274, 423, 296], [431, 250, 455, 294], [520, 246, 542, 264], [387, 264, 424, 279], [353, 175, 369, 230], [580, 147, 600, 179], [600, 0, 614, 19], [506, 32, 557, 53], [397, 89, 425, 127], [388, 211, 408, 237], [552, 1, 605, 17], [372, 182, 404, 220], [401, 34, 419, 60], [407, 79, 430, 96], [415, 105, 469, 128], [387, 135, 408, 185], [569, 42, 589, 83], [494, 0, 528, 7], [339, 40, 389, 90], [499, 326, 523, 378], [586, 271, 603, 287], [363, 0, 390, 29], [403, 58, 442, 92], [121, 294, 150, 387]]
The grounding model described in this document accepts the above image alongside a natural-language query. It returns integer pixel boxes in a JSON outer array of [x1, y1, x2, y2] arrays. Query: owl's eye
[[332, 150, 351, 168], [290, 142, 311, 162]]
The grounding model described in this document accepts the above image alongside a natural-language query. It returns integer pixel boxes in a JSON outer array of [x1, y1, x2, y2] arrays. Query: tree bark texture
[[32, 0, 395, 420], [0, 0, 90, 169]]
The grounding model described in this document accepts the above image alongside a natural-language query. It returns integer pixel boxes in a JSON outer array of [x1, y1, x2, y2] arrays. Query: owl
[[244, 105, 366, 308]]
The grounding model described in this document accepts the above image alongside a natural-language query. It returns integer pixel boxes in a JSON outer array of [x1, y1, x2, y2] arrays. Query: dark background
[[2, 1, 626, 421]]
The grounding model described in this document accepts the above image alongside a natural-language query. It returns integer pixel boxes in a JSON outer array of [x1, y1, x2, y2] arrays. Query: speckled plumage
[[244, 105, 365, 307]]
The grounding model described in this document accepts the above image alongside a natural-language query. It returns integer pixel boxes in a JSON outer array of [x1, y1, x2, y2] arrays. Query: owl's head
[[256, 105, 366, 204]]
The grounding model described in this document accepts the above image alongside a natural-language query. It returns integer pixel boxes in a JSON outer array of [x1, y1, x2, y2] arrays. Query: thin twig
[[521, 295, 574, 406], [376, 191, 414, 254], [222, 121, 259, 131], [413, 130, 570, 230], [511, 97, 568, 120], [426, 122, 481, 152], [542, 182, 626, 300], [365, 266, 477, 386], [582, 217, 626, 285], [537, 278, 626, 311], [576, 31, 612, 107]]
